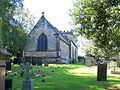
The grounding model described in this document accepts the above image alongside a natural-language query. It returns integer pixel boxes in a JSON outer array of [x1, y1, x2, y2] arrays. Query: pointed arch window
[[37, 33, 47, 51]]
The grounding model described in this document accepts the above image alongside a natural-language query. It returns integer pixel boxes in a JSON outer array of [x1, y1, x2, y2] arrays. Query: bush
[[78, 56, 86, 64], [20, 70, 24, 77]]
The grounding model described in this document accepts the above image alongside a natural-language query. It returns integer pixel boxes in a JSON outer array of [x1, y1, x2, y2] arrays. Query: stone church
[[24, 13, 78, 64]]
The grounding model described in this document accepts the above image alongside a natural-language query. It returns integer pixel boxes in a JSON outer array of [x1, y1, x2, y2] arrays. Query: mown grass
[[7, 64, 120, 90]]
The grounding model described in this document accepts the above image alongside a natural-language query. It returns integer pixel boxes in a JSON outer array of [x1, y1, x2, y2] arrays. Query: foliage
[[0, 0, 35, 56], [71, 0, 120, 58], [19, 69, 24, 77], [84, 42, 105, 57], [14, 8, 35, 33], [0, 18, 2, 47], [78, 56, 85, 62], [84, 43, 96, 56]]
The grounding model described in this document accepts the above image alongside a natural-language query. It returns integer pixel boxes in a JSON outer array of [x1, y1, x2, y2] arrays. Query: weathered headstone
[[5, 78, 13, 90], [6, 61, 11, 70], [97, 63, 107, 81], [22, 62, 34, 90], [34, 69, 42, 78], [85, 56, 93, 67], [13, 58, 18, 64], [44, 62, 48, 67]]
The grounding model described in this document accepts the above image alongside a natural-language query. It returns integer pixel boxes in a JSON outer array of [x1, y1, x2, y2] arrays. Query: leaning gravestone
[[44, 62, 48, 67], [22, 62, 34, 90], [85, 56, 92, 67], [97, 62, 107, 81]]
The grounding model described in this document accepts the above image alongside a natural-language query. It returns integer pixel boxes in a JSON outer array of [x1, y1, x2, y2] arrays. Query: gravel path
[[71, 66, 120, 76]]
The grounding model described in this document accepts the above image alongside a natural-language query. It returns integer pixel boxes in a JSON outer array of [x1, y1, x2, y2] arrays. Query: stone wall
[[25, 57, 57, 64], [25, 51, 57, 58], [60, 40, 69, 63], [71, 42, 78, 61], [26, 20, 57, 51]]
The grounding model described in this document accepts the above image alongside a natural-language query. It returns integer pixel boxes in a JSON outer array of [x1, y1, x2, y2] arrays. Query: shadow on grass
[[106, 76, 120, 90], [8, 64, 120, 90], [33, 65, 119, 90]]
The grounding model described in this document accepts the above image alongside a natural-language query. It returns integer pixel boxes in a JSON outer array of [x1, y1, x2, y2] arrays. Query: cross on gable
[[42, 12, 45, 16]]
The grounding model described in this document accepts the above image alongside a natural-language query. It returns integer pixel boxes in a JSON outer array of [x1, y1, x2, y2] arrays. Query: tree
[[71, 0, 120, 60], [84, 42, 96, 57], [0, 0, 34, 56], [18, 9, 35, 33], [0, 17, 2, 48], [84, 42, 107, 60], [1, 0, 26, 56]]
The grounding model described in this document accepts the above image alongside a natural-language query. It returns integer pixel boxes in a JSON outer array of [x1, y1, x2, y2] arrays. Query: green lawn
[[7, 64, 120, 90]]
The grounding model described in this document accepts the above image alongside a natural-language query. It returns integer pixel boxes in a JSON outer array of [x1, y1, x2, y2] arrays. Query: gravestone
[[13, 58, 18, 64], [6, 61, 11, 70], [97, 63, 107, 81], [44, 62, 48, 67], [22, 62, 34, 90], [85, 56, 93, 67], [5, 78, 13, 90], [34, 69, 42, 78]]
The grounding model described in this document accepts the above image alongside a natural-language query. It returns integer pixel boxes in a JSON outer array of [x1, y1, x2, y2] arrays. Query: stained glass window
[[37, 33, 47, 51]]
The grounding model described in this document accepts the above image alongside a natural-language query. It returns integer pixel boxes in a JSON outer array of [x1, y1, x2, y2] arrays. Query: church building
[[24, 12, 78, 64]]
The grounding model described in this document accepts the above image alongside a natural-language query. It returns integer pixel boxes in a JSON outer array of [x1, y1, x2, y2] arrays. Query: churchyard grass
[[7, 64, 120, 90]]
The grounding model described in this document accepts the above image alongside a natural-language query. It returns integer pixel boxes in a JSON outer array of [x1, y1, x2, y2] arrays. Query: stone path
[[71, 66, 120, 76]]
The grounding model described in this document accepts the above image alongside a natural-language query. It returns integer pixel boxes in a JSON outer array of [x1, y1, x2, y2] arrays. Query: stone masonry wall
[[26, 19, 57, 51], [60, 40, 69, 63], [71, 42, 78, 61]]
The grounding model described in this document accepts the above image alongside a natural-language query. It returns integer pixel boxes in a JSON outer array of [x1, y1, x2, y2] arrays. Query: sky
[[24, 0, 74, 31], [24, 0, 87, 56]]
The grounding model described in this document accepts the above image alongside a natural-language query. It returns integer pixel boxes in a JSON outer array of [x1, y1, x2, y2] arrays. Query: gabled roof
[[29, 13, 70, 44], [29, 14, 45, 35]]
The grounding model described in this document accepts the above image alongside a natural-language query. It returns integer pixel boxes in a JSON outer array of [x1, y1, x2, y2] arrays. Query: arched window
[[37, 33, 47, 51]]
